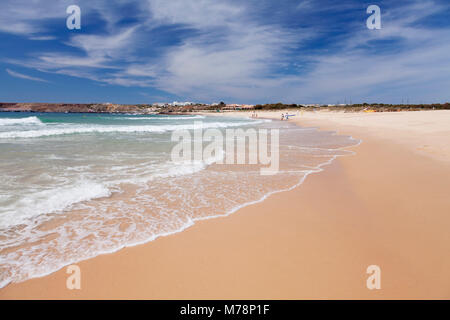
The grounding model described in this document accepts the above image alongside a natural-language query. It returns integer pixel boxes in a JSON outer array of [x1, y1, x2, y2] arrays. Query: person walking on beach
[[281, 113, 285, 121]]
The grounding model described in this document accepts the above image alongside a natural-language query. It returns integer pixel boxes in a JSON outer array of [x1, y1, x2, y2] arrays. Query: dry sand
[[1, 110, 450, 299], [216, 110, 450, 162]]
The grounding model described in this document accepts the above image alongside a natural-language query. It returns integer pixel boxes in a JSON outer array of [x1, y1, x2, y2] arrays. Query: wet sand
[[1, 110, 450, 299]]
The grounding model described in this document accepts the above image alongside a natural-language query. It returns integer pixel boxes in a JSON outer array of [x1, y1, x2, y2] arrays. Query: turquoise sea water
[[0, 112, 358, 287]]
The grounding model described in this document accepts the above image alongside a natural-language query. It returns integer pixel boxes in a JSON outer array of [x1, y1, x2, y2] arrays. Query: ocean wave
[[0, 116, 43, 126], [0, 152, 224, 230], [0, 121, 263, 139], [122, 115, 206, 120], [0, 180, 111, 229]]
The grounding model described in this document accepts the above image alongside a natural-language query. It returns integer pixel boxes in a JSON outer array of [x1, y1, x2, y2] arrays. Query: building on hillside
[[153, 102, 169, 107], [171, 101, 194, 106]]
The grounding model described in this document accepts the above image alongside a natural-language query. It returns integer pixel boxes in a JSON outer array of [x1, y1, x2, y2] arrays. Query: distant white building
[[153, 101, 195, 107], [171, 101, 194, 106]]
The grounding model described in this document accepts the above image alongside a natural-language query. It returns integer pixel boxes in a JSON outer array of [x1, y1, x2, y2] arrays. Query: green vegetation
[[246, 103, 450, 112], [254, 103, 303, 110]]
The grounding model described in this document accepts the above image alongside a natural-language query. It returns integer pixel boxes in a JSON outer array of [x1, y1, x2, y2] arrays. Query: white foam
[[0, 181, 111, 228], [164, 149, 225, 177], [111, 149, 225, 188], [0, 116, 43, 126], [122, 115, 206, 120], [0, 121, 262, 139]]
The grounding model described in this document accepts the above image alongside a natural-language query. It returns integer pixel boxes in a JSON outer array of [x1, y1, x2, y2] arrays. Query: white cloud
[[138, 0, 307, 100], [147, 0, 244, 28], [0, 0, 67, 35], [281, 0, 450, 103], [67, 27, 138, 60], [29, 36, 57, 41], [6, 68, 49, 83]]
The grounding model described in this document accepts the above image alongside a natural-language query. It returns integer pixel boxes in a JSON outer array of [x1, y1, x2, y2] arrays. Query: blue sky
[[0, 0, 449, 104]]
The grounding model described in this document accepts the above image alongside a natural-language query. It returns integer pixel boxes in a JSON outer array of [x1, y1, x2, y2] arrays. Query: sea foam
[[0, 120, 265, 139], [122, 115, 206, 120], [0, 180, 111, 228], [0, 116, 43, 126]]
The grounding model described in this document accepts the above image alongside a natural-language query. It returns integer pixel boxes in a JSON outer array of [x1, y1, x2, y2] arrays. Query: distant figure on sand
[[281, 113, 285, 121]]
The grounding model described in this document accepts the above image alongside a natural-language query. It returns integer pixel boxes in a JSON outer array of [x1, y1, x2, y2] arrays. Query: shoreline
[[206, 110, 450, 163], [1, 110, 450, 299], [0, 114, 354, 290]]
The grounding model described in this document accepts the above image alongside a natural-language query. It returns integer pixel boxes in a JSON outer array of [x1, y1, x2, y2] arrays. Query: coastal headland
[[1, 102, 449, 114]]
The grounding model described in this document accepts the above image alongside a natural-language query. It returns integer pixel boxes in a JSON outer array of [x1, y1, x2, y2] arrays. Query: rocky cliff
[[0, 103, 158, 114]]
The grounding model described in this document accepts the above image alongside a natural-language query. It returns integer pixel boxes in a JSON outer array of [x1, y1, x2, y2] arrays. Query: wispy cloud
[[6, 69, 49, 83], [282, 0, 450, 103], [0, 0, 66, 35], [29, 36, 57, 41]]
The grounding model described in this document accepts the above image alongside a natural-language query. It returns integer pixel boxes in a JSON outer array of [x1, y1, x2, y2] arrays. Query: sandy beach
[[1, 110, 450, 299]]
